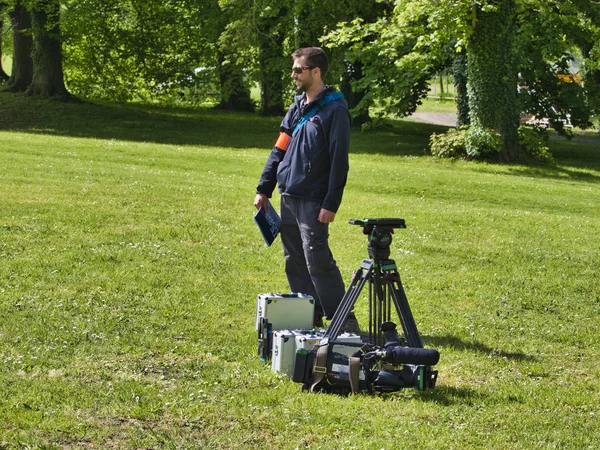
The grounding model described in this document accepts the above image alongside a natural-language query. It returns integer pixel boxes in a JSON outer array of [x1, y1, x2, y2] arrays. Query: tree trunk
[[580, 46, 600, 133], [27, 0, 71, 99], [216, 50, 254, 111], [256, 6, 287, 116], [467, 1, 521, 161], [6, 2, 33, 91], [257, 35, 286, 116], [340, 60, 369, 127], [0, 16, 10, 82], [453, 49, 469, 126], [589, 69, 600, 132]]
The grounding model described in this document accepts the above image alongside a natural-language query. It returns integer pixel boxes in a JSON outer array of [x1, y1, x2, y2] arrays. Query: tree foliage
[[0, 0, 598, 147], [326, 0, 599, 160], [325, 0, 471, 119], [62, 0, 215, 102]]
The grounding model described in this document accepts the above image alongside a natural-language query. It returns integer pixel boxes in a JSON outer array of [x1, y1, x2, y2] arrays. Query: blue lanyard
[[292, 92, 344, 137]]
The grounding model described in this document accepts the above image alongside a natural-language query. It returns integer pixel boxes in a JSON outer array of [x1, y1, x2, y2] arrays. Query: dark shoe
[[313, 315, 324, 328], [342, 313, 360, 334]]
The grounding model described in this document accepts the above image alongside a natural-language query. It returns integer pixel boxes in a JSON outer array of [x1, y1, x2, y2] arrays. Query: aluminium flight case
[[255, 293, 315, 332], [294, 331, 325, 352], [256, 293, 315, 362], [272, 329, 325, 376], [271, 330, 303, 376]]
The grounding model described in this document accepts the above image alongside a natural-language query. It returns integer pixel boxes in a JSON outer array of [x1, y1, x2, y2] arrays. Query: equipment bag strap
[[348, 356, 361, 394], [292, 91, 344, 137], [310, 343, 330, 392]]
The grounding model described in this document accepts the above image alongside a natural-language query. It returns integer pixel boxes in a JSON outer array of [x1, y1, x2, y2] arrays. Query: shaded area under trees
[[0, 0, 597, 159]]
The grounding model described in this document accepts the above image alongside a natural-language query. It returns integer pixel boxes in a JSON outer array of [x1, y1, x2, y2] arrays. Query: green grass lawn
[[1, 92, 599, 448], [414, 97, 459, 113]]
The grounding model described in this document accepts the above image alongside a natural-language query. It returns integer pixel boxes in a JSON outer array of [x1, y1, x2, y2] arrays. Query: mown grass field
[[1, 92, 599, 449]]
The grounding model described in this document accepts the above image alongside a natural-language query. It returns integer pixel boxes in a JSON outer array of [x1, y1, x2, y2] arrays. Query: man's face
[[291, 56, 316, 92]]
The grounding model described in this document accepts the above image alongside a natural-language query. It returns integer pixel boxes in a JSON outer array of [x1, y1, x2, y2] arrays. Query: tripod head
[[349, 218, 406, 261]]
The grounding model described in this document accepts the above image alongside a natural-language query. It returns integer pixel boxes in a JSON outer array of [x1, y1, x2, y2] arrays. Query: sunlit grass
[[1, 92, 599, 448]]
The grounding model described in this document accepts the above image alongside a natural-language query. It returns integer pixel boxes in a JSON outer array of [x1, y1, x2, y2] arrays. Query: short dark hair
[[292, 47, 329, 80]]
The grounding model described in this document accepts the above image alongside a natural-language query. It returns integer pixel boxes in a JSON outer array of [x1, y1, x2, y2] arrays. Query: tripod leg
[[325, 259, 373, 341], [381, 260, 424, 348], [371, 265, 386, 345], [389, 281, 423, 348], [368, 278, 374, 340]]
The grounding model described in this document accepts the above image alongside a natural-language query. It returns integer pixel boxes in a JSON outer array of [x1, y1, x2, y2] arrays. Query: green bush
[[518, 125, 554, 164], [429, 127, 468, 158], [430, 126, 502, 159], [464, 126, 502, 157]]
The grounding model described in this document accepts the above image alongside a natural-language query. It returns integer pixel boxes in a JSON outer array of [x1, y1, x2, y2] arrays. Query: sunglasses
[[291, 66, 315, 74]]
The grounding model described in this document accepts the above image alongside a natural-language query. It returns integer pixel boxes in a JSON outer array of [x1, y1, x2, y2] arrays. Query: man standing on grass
[[254, 47, 359, 332]]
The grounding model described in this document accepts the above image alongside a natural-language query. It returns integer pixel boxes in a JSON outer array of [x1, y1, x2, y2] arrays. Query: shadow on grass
[[1, 92, 597, 170], [349, 119, 450, 157], [0, 92, 281, 149], [506, 164, 600, 183], [0, 92, 439, 157], [503, 133, 600, 181], [420, 385, 486, 406], [424, 334, 535, 362]]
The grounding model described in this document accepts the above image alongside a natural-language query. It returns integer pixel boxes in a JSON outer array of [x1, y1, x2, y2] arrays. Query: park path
[[408, 112, 457, 127], [407, 112, 599, 143]]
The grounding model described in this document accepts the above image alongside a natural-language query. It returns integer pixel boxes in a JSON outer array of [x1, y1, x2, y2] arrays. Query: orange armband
[[275, 132, 291, 151]]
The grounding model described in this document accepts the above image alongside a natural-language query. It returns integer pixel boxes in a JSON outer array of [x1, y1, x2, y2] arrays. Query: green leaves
[[62, 0, 217, 102], [327, 0, 474, 110]]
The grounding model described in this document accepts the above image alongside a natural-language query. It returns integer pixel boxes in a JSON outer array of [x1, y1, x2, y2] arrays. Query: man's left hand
[[318, 208, 336, 223]]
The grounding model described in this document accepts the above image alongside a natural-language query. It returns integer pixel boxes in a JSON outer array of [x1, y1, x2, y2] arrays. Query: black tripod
[[324, 219, 424, 348]]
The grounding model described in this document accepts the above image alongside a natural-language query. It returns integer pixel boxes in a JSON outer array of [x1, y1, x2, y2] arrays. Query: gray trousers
[[280, 195, 346, 319]]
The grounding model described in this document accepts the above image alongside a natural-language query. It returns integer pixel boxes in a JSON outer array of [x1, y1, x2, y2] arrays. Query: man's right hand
[[254, 193, 268, 211]]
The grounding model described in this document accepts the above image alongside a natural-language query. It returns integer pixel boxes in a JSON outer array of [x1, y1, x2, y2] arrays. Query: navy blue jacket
[[257, 86, 351, 213]]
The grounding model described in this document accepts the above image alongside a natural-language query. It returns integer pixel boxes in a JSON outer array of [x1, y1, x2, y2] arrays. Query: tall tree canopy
[[326, 0, 600, 161], [1, 0, 598, 153], [62, 0, 214, 102]]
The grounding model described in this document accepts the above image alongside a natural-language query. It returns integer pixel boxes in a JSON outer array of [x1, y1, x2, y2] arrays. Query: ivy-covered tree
[[468, 0, 520, 158], [452, 48, 469, 126]]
